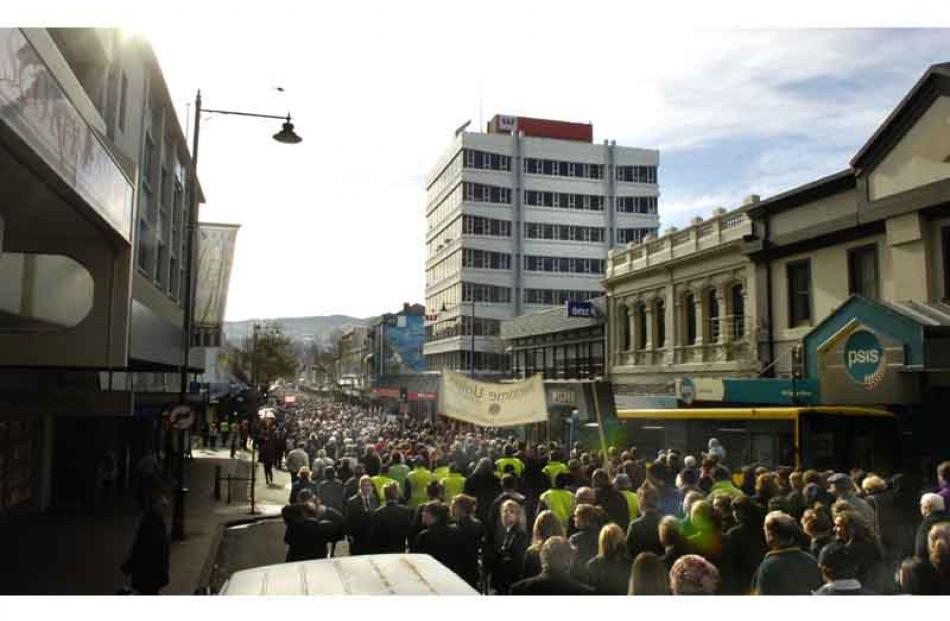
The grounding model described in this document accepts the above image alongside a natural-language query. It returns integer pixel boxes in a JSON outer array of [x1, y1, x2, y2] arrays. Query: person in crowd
[[345, 475, 380, 556], [289, 467, 318, 505], [510, 536, 594, 595], [370, 464, 399, 503], [708, 465, 744, 500], [936, 461, 950, 509], [647, 461, 681, 517], [406, 456, 434, 509], [487, 474, 527, 548], [656, 515, 687, 572], [121, 486, 170, 595], [813, 541, 875, 595], [414, 501, 463, 576], [828, 473, 877, 533], [707, 438, 726, 463], [439, 461, 467, 502], [862, 474, 902, 563], [898, 557, 942, 595], [752, 473, 780, 516], [629, 552, 670, 595], [626, 484, 664, 559], [586, 523, 631, 595], [523, 510, 563, 581], [752, 511, 823, 595], [316, 467, 345, 515], [451, 494, 485, 590], [368, 482, 413, 554], [678, 491, 705, 539], [785, 471, 805, 520], [285, 495, 345, 562], [387, 451, 410, 491], [484, 499, 528, 595], [465, 457, 503, 525], [496, 444, 525, 478], [833, 509, 882, 587], [285, 442, 310, 485], [670, 554, 720, 595], [409, 480, 445, 551], [687, 499, 727, 570], [542, 451, 569, 487], [801, 506, 834, 559], [803, 470, 834, 506], [614, 473, 640, 523], [569, 503, 603, 582], [361, 445, 381, 477], [591, 469, 630, 530], [343, 463, 366, 502], [916, 493, 950, 559], [538, 472, 575, 531]]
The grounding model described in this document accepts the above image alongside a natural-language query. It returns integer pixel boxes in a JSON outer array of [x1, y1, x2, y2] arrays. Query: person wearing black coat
[[722, 496, 768, 594], [414, 502, 465, 577], [408, 480, 445, 552], [510, 536, 593, 596], [486, 475, 526, 548], [915, 494, 949, 560], [464, 458, 503, 525], [451, 495, 485, 590], [569, 504, 602, 583], [626, 485, 664, 559], [368, 483, 414, 554], [285, 500, 345, 562], [484, 499, 529, 595], [592, 469, 631, 531], [121, 488, 170, 595], [345, 476, 380, 556]]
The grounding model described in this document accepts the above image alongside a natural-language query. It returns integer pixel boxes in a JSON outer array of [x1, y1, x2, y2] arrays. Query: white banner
[[440, 370, 548, 427]]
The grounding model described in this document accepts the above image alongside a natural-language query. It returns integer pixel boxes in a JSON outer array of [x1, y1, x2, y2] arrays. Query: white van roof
[[219, 554, 479, 595]]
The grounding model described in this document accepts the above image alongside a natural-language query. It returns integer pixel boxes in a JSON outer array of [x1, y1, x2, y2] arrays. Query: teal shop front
[[802, 295, 950, 477]]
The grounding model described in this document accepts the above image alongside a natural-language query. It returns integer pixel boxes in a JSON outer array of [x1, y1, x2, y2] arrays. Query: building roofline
[[850, 62, 950, 172], [746, 169, 855, 218]]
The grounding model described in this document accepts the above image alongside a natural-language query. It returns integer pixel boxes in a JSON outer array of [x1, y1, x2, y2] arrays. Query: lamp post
[[172, 91, 301, 541], [442, 300, 476, 378]]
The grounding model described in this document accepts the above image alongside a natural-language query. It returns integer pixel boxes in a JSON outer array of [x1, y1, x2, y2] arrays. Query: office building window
[[523, 157, 603, 180], [523, 190, 604, 212], [616, 227, 656, 245], [615, 196, 658, 214], [462, 215, 512, 237], [848, 244, 879, 300], [463, 149, 511, 172], [615, 165, 657, 184], [462, 282, 511, 304], [523, 289, 601, 306], [463, 182, 511, 204], [707, 289, 720, 342], [524, 223, 605, 243], [463, 248, 511, 270], [523, 255, 605, 275], [787, 260, 812, 327]]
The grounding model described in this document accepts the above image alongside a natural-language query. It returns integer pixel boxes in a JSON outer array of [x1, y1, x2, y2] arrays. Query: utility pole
[[250, 323, 260, 514]]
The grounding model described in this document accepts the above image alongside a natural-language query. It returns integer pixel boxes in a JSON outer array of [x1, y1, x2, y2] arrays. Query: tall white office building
[[424, 115, 660, 375]]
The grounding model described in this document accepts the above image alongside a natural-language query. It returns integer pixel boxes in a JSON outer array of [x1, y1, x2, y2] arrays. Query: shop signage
[[169, 405, 195, 430], [549, 389, 576, 406], [567, 300, 594, 318], [843, 330, 887, 389]]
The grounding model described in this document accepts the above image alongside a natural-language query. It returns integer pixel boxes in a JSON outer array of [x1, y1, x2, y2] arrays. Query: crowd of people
[[272, 397, 950, 596]]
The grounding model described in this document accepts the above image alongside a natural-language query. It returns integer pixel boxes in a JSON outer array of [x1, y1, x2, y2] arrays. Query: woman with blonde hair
[[484, 498, 528, 594], [628, 552, 669, 595], [928, 522, 950, 593], [587, 523, 632, 594], [522, 510, 563, 580]]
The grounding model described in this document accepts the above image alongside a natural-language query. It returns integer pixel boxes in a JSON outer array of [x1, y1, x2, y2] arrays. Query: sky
[[32, 2, 950, 322]]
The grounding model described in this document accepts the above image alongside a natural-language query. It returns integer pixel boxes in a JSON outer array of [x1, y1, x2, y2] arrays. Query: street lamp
[[441, 300, 476, 378], [172, 91, 301, 541]]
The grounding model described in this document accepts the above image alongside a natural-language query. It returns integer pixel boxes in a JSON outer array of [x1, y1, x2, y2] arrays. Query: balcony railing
[[614, 315, 756, 368]]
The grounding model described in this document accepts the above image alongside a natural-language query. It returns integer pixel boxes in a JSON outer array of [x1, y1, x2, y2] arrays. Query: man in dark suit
[[414, 501, 464, 577], [121, 486, 170, 595], [346, 475, 380, 556], [369, 482, 414, 554], [510, 536, 593, 595], [408, 480, 444, 552], [626, 483, 664, 559], [450, 494, 485, 590]]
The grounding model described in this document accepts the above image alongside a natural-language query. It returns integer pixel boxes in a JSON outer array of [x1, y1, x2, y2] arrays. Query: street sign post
[[169, 404, 195, 430]]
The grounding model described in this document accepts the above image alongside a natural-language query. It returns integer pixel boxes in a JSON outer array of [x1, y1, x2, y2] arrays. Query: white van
[[219, 554, 479, 595]]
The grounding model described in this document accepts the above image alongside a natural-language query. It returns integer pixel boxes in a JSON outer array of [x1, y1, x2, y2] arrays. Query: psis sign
[[844, 330, 886, 390]]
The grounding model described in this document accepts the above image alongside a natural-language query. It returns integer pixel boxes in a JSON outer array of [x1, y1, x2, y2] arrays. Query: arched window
[[684, 293, 697, 345], [707, 289, 720, 342], [731, 283, 745, 338], [655, 299, 666, 348], [637, 303, 648, 349], [622, 304, 632, 351]]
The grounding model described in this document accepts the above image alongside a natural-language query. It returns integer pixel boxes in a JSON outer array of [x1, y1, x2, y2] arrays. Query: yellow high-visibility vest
[[540, 488, 575, 529], [407, 467, 433, 508]]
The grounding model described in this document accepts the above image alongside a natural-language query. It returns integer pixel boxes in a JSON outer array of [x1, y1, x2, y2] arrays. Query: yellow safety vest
[[542, 461, 569, 485], [407, 467, 433, 508], [495, 457, 525, 477], [371, 475, 398, 502], [440, 473, 466, 501], [432, 466, 450, 481], [540, 488, 575, 529], [621, 490, 640, 521]]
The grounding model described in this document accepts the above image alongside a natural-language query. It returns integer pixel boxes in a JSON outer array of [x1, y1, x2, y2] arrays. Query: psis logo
[[844, 330, 886, 390]]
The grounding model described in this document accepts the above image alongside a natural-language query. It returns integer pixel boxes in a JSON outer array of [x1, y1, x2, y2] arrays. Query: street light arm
[[201, 108, 292, 122]]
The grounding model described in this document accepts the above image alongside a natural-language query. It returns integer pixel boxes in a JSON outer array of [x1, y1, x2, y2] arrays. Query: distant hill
[[224, 315, 370, 348]]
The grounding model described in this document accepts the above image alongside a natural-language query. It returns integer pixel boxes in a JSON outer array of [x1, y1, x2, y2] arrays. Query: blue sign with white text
[[567, 301, 594, 318]]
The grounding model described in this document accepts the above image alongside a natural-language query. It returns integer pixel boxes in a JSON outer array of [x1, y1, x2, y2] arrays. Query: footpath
[[0, 445, 291, 595]]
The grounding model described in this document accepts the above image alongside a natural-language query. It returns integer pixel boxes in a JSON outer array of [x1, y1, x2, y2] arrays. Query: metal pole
[[250, 324, 259, 514], [171, 89, 202, 542]]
